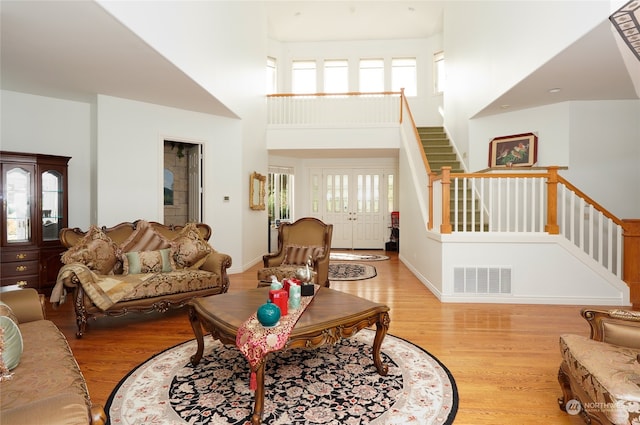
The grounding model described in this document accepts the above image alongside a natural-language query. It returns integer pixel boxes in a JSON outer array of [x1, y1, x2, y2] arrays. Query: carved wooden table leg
[[372, 311, 390, 376], [251, 361, 267, 425], [188, 305, 205, 366]]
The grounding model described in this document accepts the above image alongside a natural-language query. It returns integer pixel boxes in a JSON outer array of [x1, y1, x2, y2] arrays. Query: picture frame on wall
[[488, 133, 538, 168]]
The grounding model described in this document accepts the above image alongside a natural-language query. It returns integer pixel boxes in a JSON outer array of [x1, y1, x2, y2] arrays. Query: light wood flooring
[[45, 250, 593, 424]]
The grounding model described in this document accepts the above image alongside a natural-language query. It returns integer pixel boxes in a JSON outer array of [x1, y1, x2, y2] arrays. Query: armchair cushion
[[560, 333, 640, 423], [282, 244, 324, 266]]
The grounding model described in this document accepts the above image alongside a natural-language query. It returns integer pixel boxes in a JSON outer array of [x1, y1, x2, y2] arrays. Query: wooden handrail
[[399, 91, 431, 176], [556, 175, 624, 227]]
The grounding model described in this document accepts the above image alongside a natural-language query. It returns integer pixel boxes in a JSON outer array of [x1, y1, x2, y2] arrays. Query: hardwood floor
[[45, 250, 591, 424]]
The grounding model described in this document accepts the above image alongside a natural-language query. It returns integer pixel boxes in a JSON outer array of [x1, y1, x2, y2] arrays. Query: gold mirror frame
[[249, 171, 266, 210]]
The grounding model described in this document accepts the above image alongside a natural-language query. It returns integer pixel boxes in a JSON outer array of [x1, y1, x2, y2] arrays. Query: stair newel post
[[623, 219, 640, 308], [428, 171, 436, 230], [440, 166, 452, 234], [545, 166, 560, 235]]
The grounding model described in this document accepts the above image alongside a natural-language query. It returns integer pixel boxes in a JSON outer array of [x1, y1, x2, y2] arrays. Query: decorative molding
[[610, 0, 640, 61]]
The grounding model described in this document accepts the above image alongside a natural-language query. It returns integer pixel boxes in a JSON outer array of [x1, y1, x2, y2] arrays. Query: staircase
[[418, 127, 485, 231]]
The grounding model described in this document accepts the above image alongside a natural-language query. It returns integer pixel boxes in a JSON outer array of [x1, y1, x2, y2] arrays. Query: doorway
[[310, 168, 396, 249], [163, 140, 202, 225]]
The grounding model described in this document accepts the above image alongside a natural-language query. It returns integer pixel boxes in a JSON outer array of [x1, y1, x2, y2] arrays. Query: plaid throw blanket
[[51, 263, 153, 311]]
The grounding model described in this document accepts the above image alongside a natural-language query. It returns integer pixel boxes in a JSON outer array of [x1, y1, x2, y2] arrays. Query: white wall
[[565, 100, 640, 218], [95, 95, 242, 272], [0, 90, 93, 230], [98, 0, 269, 270], [268, 36, 444, 127], [443, 0, 618, 166], [440, 233, 629, 305]]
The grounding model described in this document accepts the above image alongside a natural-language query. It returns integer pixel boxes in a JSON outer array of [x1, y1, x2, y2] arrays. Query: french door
[[310, 168, 395, 249]]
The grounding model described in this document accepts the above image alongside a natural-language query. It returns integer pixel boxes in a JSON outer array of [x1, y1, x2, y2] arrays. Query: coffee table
[[187, 286, 390, 425]]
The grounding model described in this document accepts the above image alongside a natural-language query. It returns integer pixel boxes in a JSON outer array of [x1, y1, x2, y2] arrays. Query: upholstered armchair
[[558, 308, 640, 424], [257, 217, 333, 287]]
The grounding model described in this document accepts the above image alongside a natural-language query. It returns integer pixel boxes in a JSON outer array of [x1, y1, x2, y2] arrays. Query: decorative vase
[[256, 299, 281, 327]]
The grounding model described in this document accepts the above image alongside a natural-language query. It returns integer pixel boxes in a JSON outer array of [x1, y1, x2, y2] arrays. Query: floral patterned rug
[[106, 329, 458, 425], [328, 263, 377, 281], [329, 252, 390, 261]]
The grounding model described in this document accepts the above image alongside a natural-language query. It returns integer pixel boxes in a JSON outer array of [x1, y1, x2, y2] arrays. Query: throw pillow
[[119, 220, 171, 254], [282, 244, 324, 266], [61, 225, 119, 274], [170, 223, 213, 269], [123, 249, 173, 275], [0, 300, 19, 325], [0, 326, 11, 381], [0, 315, 23, 372]]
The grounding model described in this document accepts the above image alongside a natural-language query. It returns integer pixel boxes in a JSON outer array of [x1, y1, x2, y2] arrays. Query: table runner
[[236, 285, 318, 390]]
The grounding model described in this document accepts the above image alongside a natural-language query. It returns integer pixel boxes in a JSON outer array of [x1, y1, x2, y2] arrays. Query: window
[[266, 57, 277, 94], [434, 51, 445, 94], [268, 166, 294, 224], [359, 59, 384, 93], [292, 60, 316, 94], [392, 57, 417, 96], [323, 59, 348, 93]]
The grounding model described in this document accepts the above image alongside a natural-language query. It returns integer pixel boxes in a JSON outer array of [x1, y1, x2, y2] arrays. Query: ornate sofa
[[1, 288, 106, 425], [52, 220, 232, 337], [558, 308, 640, 424]]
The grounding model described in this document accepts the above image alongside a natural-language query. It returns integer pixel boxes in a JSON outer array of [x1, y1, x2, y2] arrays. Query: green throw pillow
[[124, 248, 173, 274], [0, 315, 23, 371]]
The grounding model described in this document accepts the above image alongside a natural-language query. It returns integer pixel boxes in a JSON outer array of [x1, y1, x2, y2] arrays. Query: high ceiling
[[0, 1, 637, 119]]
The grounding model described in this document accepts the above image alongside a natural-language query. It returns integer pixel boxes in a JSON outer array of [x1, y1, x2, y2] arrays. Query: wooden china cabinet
[[1, 151, 70, 294]]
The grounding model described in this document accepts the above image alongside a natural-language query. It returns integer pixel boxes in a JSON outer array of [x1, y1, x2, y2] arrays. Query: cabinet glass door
[[5, 166, 33, 243], [41, 170, 64, 242]]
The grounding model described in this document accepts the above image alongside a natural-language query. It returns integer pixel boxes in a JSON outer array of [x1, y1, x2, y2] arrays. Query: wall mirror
[[250, 171, 266, 210]]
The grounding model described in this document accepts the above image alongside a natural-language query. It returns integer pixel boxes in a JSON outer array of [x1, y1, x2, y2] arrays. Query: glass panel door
[[5, 166, 33, 243], [41, 170, 63, 241]]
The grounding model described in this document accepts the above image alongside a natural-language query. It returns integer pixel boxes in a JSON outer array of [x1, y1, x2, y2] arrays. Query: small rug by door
[[106, 329, 458, 425], [328, 262, 377, 281], [330, 252, 389, 261]]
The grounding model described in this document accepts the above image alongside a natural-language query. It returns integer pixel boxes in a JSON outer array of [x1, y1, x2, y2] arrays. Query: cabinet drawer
[[1, 250, 39, 262], [1, 260, 40, 277], [1, 275, 39, 290]]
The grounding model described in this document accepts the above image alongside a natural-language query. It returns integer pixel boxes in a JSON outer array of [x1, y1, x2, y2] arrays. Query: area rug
[[106, 329, 458, 425], [330, 252, 389, 261], [328, 262, 377, 281]]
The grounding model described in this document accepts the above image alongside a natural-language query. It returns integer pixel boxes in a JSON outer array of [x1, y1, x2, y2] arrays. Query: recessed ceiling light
[[500, 104, 510, 109], [548, 88, 561, 93], [294, 11, 301, 17], [408, 7, 415, 12]]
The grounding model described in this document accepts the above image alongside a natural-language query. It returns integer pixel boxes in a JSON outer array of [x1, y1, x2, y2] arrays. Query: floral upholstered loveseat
[[558, 308, 640, 424], [51, 220, 232, 337]]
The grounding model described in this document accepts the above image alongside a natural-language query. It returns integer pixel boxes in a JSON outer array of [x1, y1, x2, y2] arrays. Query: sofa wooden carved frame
[[558, 308, 640, 425], [58, 220, 232, 338]]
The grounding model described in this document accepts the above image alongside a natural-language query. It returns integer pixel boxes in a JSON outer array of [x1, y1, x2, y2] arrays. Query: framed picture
[[488, 133, 538, 168]]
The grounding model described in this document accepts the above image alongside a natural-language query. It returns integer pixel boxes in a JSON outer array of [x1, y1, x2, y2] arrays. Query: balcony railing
[[267, 92, 402, 126]]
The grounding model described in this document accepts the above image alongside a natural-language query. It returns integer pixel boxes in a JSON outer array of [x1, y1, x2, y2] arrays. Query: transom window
[[323, 59, 349, 93], [392, 57, 417, 96], [292, 60, 317, 94], [359, 59, 384, 93]]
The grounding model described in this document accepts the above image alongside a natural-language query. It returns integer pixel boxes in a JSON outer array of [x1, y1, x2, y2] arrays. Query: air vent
[[454, 267, 512, 294]]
